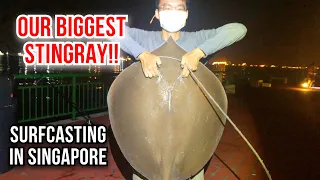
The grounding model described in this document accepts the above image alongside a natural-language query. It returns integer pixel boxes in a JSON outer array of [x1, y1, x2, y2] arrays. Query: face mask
[[159, 10, 187, 33]]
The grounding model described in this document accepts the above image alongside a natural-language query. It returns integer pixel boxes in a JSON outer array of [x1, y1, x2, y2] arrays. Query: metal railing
[[14, 73, 108, 123]]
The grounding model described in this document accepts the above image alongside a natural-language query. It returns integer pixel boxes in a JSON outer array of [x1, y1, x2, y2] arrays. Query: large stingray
[[107, 37, 228, 180]]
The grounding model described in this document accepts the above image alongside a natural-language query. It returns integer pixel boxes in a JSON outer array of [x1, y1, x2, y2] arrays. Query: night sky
[[0, 0, 319, 66]]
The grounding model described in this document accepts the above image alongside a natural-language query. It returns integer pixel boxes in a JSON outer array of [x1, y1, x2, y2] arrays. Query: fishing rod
[[158, 56, 272, 180]]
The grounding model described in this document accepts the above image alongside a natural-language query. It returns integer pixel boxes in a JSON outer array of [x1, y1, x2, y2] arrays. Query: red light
[[10, 93, 13, 98]]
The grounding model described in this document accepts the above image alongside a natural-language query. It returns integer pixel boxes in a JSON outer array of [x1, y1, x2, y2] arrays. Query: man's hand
[[138, 51, 162, 78], [181, 48, 205, 77]]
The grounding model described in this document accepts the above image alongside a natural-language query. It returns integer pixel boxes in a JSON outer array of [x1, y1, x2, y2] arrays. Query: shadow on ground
[[236, 87, 320, 180]]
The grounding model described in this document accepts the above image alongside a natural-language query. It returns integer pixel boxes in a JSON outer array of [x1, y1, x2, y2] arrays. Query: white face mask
[[159, 10, 187, 33]]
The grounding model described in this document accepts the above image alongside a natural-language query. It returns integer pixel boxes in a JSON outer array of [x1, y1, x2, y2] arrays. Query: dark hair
[[155, 0, 189, 9]]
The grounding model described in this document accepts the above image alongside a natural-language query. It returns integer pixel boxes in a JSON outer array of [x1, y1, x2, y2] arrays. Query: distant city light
[[18, 52, 23, 56], [219, 62, 310, 69], [301, 82, 309, 88], [212, 62, 227, 65]]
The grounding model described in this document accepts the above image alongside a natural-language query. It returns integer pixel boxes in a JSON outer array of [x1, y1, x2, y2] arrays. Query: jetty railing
[[14, 73, 108, 123]]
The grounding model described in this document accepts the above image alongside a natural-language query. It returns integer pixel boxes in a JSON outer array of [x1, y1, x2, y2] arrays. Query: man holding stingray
[[113, 0, 247, 179]]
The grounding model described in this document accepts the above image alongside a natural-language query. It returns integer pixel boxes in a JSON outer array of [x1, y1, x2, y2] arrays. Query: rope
[[158, 56, 272, 180]]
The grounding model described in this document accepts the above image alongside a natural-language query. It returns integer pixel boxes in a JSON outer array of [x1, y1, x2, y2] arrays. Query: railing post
[[72, 75, 76, 120]]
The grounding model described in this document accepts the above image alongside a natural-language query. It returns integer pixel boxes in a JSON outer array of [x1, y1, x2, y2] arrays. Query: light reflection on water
[[0, 54, 128, 75], [0, 53, 312, 87], [0, 53, 129, 89]]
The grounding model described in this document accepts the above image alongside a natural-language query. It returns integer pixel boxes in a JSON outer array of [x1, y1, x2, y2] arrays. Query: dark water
[[0, 54, 311, 83], [226, 66, 311, 86], [236, 86, 320, 180], [0, 54, 123, 75]]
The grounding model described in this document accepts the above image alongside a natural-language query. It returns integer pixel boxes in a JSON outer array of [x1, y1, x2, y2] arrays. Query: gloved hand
[[138, 51, 162, 78], [181, 48, 205, 77]]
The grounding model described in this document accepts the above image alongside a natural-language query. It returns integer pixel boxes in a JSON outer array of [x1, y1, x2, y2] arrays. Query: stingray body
[[107, 38, 228, 180]]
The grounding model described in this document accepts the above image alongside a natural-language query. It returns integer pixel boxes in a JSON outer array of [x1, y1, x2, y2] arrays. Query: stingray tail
[[159, 152, 176, 180]]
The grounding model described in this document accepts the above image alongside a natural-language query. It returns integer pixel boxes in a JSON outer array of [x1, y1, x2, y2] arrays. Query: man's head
[[154, 0, 189, 33], [155, 0, 189, 10]]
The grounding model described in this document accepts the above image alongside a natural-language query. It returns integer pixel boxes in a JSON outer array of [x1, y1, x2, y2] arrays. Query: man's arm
[[195, 23, 247, 57], [110, 26, 148, 59], [109, 26, 162, 78]]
